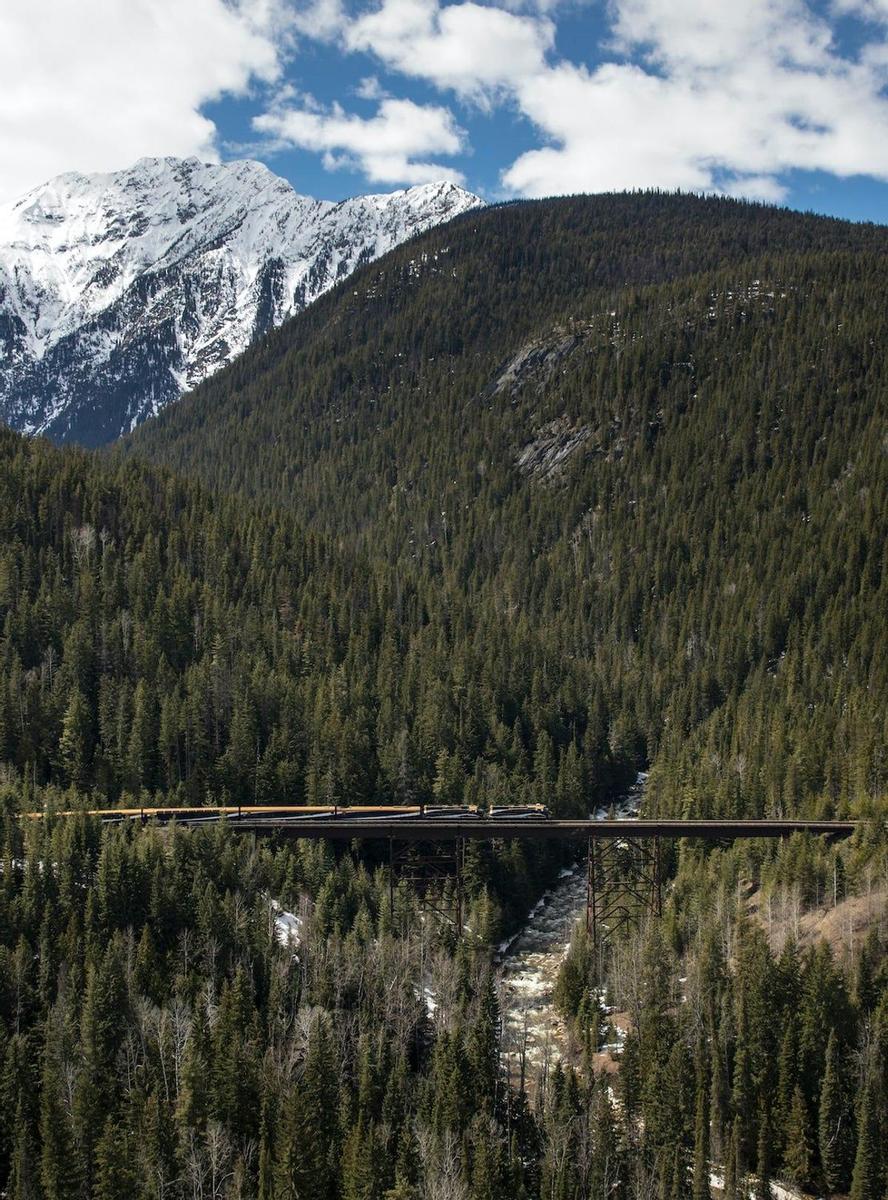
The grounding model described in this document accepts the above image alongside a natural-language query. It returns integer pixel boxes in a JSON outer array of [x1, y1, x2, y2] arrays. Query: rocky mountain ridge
[[0, 156, 481, 444]]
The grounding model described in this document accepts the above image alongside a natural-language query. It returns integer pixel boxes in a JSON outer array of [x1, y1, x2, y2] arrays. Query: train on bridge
[[23, 803, 860, 843], [28, 803, 552, 824], [23, 803, 860, 947]]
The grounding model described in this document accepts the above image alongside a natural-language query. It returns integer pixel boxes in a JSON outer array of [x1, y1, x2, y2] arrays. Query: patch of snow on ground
[[710, 1170, 806, 1200], [413, 984, 438, 1016], [270, 899, 302, 952]]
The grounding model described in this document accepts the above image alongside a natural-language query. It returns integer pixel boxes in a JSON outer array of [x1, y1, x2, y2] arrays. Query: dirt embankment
[[745, 882, 887, 957]]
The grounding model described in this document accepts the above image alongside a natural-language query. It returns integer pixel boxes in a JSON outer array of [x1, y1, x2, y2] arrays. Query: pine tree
[[818, 1029, 852, 1194], [849, 1072, 883, 1200], [177, 999, 210, 1132], [782, 1086, 813, 1189], [731, 1007, 754, 1169], [59, 688, 93, 789], [470, 1121, 505, 1200], [708, 1019, 730, 1166], [755, 1108, 772, 1200], [722, 1118, 741, 1200], [94, 1116, 139, 1200], [75, 936, 128, 1182], [276, 1012, 339, 1200], [591, 1081, 623, 1200], [384, 1179, 421, 1200], [40, 1065, 80, 1200], [257, 1088, 277, 1200], [692, 1034, 711, 1200], [773, 1018, 799, 1159], [210, 966, 260, 1141], [342, 1116, 380, 1200], [9, 1100, 39, 1200]]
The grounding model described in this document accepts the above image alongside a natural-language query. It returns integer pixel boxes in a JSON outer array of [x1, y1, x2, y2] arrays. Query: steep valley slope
[[121, 192, 888, 823]]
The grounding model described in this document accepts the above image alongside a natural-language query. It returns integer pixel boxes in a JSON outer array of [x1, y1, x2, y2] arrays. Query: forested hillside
[[123, 193, 888, 820], [0, 425, 644, 807], [1, 193, 886, 1200], [1, 786, 886, 1200]]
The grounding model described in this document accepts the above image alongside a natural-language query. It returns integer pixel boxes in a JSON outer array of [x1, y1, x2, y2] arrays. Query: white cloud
[[721, 176, 790, 204], [345, 0, 554, 100], [12, 0, 888, 205], [831, 0, 888, 22], [339, 0, 888, 200], [0, 0, 292, 203], [254, 95, 468, 183], [503, 0, 888, 197], [610, 0, 835, 71], [355, 75, 389, 100], [290, 0, 345, 40]]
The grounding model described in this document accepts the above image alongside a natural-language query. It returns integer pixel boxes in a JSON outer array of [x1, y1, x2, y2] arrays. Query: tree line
[[1, 794, 885, 1200]]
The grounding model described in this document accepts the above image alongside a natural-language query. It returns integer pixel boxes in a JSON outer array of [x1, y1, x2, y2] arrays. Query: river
[[497, 773, 645, 1088]]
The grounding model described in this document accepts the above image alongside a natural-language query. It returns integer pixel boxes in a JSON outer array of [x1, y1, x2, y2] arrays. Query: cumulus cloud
[[832, 0, 888, 22], [504, 40, 888, 195], [254, 95, 467, 183], [289, 0, 345, 40], [503, 0, 888, 198], [0, 0, 292, 203], [610, 0, 835, 71], [355, 75, 389, 100], [345, 0, 554, 100], [335, 0, 888, 199], [11, 0, 888, 204]]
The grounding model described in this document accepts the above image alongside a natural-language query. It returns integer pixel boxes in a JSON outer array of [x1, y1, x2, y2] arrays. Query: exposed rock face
[[517, 417, 592, 480], [489, 330, 588, 401], [0, 157, 482, 445]]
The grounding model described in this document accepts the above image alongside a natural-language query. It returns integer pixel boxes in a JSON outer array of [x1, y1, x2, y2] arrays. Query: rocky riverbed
[[497, 774, 645, 1086]]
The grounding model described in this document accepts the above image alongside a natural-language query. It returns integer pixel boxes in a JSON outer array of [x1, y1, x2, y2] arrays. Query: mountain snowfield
[[0, 157, 482, 445]]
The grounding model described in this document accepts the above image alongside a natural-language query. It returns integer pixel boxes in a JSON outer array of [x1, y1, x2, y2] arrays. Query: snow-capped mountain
[[0, 157, 482, 445]]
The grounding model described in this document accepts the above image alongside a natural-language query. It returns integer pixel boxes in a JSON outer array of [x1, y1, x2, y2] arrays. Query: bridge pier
[[389, 835, 465, 933], [586, 834, 663, 957]]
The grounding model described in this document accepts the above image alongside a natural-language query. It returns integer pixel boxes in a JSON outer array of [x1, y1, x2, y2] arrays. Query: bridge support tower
[[586, 834, 663, 958], [389, 836, 465, 933]]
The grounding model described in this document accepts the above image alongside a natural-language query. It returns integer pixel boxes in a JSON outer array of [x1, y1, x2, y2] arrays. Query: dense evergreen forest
[[1, 192, 886, 1199], [0, 424, 635, 808], [122, 192, 888, 821], [1, 793, 886, 1200]]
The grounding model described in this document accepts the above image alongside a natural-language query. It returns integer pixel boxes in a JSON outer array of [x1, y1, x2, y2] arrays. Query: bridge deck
[[88, 812, 858, 840]]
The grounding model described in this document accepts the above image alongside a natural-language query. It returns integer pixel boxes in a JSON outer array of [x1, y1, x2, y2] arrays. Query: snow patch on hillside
[[270, 899, 303, 954]]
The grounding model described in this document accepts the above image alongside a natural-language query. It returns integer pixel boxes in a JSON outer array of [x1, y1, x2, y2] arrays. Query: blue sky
[[4, 0, 888, 223]]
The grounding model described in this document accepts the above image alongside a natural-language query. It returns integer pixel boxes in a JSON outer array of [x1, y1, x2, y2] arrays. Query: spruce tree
[[39, 1075, 80, 1200], [692, 1035, 711, 1200], [755, 1108, 772, 1200], [93, 1117, 139, 1200], [818, 1029, 852, 1194], [177, 999, 211, 1132], [722, 1118, 740, 1200], [9, 1101, 39, 1200], [774, 1019, 799, 1159], [849, 1072, 883, 1200], [782, 1086, 813, 1190], [342, 1117, 380, 1200]]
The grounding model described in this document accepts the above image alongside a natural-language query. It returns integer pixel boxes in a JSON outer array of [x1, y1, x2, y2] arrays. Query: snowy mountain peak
[[0, 158, 482, 445]]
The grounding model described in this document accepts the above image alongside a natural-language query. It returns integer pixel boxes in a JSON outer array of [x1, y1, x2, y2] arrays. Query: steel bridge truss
[[38, 807, 856, 949], [384, 832, 664, 952], [586, 835, 663, 956], [388, 836, 466, 932]]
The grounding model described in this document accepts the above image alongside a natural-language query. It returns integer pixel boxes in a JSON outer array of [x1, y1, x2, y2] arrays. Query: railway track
[[22, 805, 860, 841]]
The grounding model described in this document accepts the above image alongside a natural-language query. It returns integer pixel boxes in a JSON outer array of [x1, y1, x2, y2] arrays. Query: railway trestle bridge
[[45, 807, 860, 952]]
